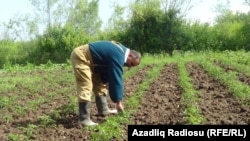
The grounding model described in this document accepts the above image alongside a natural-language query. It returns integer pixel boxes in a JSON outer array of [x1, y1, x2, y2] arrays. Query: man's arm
[[104, 83, 124, 112]]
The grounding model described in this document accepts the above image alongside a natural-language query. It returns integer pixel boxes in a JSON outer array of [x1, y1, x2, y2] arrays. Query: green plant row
[[197, 57, 250, 104], [216, 57, 250, 77], [177, 59, 205, 124]]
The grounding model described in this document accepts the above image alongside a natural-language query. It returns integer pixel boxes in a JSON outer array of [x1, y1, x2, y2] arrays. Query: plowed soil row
[[129, 63, 185, 124], [186, 62, 250, 124], [118, 63, 186, 141], [215, 62, 250, 86]]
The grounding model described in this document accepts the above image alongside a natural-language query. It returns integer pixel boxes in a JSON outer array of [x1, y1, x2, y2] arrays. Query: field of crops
[[0, 51, 250, 141]]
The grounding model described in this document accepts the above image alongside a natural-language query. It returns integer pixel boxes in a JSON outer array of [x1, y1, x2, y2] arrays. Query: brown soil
[[129, 63, 186, 125], [1, 62, 250, 141], [186, 62, 250, 124]]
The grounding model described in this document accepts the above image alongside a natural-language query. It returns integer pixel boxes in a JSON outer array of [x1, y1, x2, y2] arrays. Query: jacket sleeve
[[107, 60, 124, 102]]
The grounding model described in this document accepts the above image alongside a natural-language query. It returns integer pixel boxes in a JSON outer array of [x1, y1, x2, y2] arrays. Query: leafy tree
[[26, 0, 103, 64], [161, 0, 192, 18], [215, 10, 247, 50], [0, 40, 17, 68], [66, 0, 102, 36], [123, 0, 185, 54], [239, 12, 250, 50], [100, 1, 129, 41], [181, 21, 222, 51], [32, 25, 90, 64], [0, 15, 39, 41], [30, 0, 58, 29]]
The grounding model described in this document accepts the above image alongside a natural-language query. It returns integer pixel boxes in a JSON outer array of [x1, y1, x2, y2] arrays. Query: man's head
[[124, 50, 141, 69]]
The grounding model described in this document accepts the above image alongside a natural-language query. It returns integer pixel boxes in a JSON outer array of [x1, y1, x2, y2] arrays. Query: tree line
[[0, 0, 249, 68]]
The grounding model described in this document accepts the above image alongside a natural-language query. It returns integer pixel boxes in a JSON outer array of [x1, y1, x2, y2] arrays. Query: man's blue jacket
[[89, 41, 128, 102]]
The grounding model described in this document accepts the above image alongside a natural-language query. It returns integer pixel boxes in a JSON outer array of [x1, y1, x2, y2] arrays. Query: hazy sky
[[186, 0, 249, 23], [0, 0, 249, 25]]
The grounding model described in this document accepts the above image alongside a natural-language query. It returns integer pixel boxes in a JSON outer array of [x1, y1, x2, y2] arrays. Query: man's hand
[[103, 83, 109, 90], [116, 101, 124, 113]]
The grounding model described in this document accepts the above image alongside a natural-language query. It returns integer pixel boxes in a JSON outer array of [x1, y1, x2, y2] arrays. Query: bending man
[[70, 40, 141, 126]]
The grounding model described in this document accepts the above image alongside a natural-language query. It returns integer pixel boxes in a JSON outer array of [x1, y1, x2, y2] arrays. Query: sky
[[186, 0, 249, 23], [0, 0, 249, 26]]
